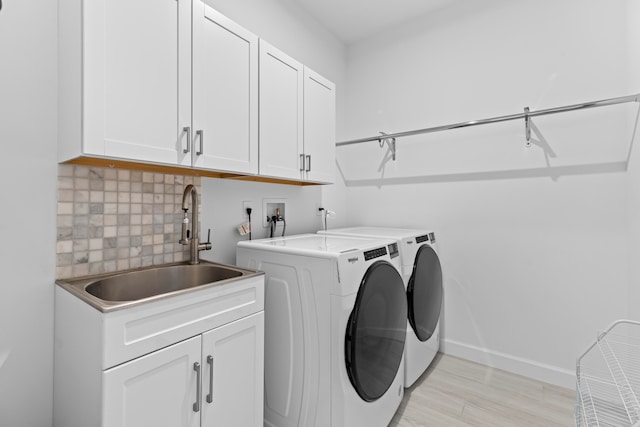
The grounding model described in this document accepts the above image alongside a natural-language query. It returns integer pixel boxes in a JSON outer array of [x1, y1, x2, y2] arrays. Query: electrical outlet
[[263, 198, 286, 227], [242, 201, 254, 219]]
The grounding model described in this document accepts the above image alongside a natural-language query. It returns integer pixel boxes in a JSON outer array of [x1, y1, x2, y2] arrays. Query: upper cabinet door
[[303, 67, 336, 184], [192, 3, 259, 174], [259, 40, 305, 180], [83, 0, 191, 166]]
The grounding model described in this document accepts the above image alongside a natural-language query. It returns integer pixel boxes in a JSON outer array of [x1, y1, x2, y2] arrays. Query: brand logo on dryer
[[347, 257, 359, 263]]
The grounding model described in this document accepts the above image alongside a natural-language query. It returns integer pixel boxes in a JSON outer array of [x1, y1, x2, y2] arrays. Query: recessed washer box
[[262, 198, 286, 227]]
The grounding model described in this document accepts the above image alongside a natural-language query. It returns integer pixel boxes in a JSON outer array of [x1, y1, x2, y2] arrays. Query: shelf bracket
[[524, 107, 531, 148], [379, 132, 397, 161]]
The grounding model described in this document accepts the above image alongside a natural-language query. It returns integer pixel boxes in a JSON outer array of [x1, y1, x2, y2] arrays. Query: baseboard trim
[[440, 338, 576, 390]]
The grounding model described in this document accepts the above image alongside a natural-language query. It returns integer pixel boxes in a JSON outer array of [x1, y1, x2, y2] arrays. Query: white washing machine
[[237, 234, 406, 427], [319, 227, 443, 387]]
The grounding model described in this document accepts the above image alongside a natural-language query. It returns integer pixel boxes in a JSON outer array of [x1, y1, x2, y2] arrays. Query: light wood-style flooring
[[390, 353, 575, 426]]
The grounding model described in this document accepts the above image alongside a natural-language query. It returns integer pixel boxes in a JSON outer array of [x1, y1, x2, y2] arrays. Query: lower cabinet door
[[102, 336, 202, 427], [200, 312, 265, 427]]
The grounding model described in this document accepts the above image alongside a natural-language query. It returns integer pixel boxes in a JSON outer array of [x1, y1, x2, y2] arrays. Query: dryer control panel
[[416, 234, 429, 243], [388, 243, 399, 259], [416, 232, 436, 244]]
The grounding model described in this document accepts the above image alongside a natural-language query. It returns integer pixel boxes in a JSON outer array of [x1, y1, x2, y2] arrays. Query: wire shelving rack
[[577, 320, 640, 427]]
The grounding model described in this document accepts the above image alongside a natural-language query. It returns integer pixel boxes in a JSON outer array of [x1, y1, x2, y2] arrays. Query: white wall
[[198, 0, 350, 265], [627, 1, 640, 325], [3, 3, 632, 426], [0, 0, 58, 425], [201, 179, 327, 264], [339, 0, 638, 388]]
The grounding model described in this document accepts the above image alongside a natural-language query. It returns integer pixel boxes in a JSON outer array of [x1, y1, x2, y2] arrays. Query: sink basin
[[56, 261, 263, 312], [85, 264, 243, 302]]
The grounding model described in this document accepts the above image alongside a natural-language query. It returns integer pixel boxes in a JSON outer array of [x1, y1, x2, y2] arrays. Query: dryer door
[[345, 260, 407, 402], [407, 244, 443, 342]]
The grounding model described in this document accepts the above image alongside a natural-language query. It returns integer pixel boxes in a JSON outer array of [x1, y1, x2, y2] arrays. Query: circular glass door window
[[344, 261, 407, 402], [407, 245, 443, 342]]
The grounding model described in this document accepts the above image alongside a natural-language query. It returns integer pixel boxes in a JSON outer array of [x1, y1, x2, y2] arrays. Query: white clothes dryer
[[319, 227, 443, 387], [237, 234, 406, 427]]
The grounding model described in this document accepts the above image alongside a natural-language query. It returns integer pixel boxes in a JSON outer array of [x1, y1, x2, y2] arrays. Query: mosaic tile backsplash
[[56, 165, 201, 279]]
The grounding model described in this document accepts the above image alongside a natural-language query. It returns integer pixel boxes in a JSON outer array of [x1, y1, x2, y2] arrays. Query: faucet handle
[[199, 228, 212, 252]]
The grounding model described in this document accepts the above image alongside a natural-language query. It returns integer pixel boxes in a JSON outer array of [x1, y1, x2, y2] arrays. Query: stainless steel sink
[[56, 261, 263, 312]]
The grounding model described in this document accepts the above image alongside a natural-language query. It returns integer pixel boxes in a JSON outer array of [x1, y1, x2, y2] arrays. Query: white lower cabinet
[[53, 272, 264, 427], [201, 313, 265, 427], [103, 336, 201, 427], [103, 312, 264, 427]]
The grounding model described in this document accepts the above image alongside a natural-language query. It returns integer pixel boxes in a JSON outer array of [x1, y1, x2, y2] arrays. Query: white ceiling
[[293, 0, 457, 44]]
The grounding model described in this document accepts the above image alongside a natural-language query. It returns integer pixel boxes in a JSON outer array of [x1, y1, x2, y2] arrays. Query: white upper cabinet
[[303, 68, 336, 183], [60, 0, 258, 174], [60, 0, 192, 166], [259, 40, 336, 183], [192, 4, 259, 174], [59, 0, 333, 184], [259, 40, 305, 181]]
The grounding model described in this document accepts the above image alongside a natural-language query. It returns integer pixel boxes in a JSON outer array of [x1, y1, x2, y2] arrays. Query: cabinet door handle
[[196, 130, 204, 156], [300, 154, 305, 172], [306, 155, 311, 172], [206, 355, 214, 404], [193, 362, 201, 412], [183, 126, 191, 154]]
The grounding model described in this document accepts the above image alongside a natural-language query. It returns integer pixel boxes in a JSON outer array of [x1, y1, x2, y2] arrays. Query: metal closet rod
[[336, 93, 640, 147]]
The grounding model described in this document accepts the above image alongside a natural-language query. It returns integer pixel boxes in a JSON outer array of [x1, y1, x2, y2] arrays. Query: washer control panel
[[364, 246, 388, 261]]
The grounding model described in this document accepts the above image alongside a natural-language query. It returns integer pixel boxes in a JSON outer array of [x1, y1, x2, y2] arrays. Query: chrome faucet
[[179, 184, 211, 264]]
